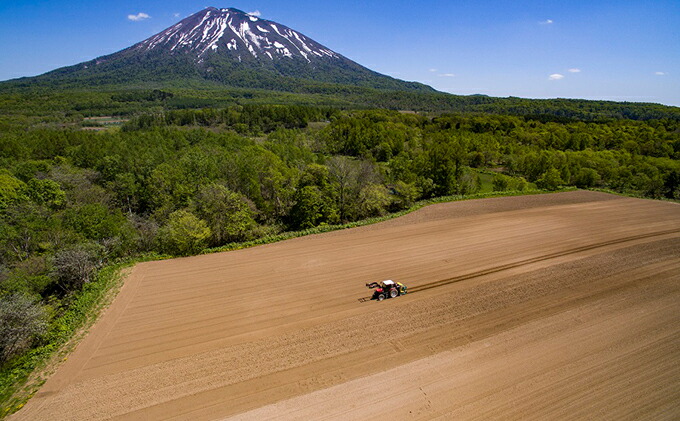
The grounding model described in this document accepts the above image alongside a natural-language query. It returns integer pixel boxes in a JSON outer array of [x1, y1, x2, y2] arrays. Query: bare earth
[[13, 191, 680, 420]]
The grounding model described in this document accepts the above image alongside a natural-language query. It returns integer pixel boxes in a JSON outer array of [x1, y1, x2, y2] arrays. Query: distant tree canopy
[[122, 104, 338, 134], [1, 84, 679, 132]]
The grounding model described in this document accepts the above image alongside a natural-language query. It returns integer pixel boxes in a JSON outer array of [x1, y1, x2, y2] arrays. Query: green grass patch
[[470, 168, 538, 194], [476, 171, 493, 193], [477, 171, 495, 193]]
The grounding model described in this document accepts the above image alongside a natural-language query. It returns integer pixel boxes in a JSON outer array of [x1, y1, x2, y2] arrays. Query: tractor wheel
[[377, 294, 385, 301], [389, 288, 399, 298]]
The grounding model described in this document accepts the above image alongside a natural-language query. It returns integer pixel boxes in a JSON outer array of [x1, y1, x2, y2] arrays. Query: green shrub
[[158, 210, 211, 256]]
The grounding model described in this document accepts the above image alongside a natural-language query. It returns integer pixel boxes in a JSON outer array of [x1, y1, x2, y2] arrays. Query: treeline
[[319, 111, 680, 196], [1, 105, 679, 378], [3, 84, 680, 133], [0, 88, 347, 131], [122, 104, 339, 134]]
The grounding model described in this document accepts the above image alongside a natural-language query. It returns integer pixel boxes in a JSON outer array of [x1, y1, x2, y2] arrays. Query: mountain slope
[[14, 7, 433, 93]]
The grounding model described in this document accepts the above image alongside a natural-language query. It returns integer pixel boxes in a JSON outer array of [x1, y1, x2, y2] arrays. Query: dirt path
[[12, 191, 680, 420]]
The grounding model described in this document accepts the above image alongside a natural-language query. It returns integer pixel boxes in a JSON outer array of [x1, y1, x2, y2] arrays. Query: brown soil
[[12, 191, 680, 420]]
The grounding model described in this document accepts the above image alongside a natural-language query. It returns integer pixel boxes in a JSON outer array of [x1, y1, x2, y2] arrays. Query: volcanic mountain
[[19, 7, 433, 93]]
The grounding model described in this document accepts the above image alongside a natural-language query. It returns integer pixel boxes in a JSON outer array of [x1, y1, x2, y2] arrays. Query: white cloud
[[540, 19, 553, 25], [248, 10, 262, 17], [173, 13, 180, 18], [438, 73, 456, 77], [549, 73, 564, 80], [429, 68, 438, 72], [655, 71, 666, 76], [128, 12, 150, 22], [568, 68, 581, 73]]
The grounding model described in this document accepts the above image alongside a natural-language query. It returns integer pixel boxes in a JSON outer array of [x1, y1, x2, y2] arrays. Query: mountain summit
[[23, 7, 433, 92], [139, 7, 339, 62]]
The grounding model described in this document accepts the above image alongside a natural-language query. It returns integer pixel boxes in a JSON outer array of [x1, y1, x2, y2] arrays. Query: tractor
[[365, 279, 407, 301]]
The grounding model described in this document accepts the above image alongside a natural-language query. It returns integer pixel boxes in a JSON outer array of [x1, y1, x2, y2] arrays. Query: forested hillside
[[1, 101, 679, 414]]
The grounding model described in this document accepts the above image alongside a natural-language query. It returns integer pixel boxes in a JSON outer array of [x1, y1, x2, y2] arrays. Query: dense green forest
[[2, 86, 680, 132], [1, 98, 679, 413]]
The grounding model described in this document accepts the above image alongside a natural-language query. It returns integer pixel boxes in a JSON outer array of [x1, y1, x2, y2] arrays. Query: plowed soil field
[[13, 191, 680, 420]]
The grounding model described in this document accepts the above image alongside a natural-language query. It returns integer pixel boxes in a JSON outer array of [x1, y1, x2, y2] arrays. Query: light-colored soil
[[12, 191, 680, 420], [82, 117, 129, 123]]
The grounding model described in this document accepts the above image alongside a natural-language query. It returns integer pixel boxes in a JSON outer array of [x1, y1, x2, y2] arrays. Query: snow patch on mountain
[[135, 7, 339, 62]]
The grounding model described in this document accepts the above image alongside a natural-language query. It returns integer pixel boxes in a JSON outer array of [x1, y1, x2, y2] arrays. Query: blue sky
[[1, 0, 678, 105]]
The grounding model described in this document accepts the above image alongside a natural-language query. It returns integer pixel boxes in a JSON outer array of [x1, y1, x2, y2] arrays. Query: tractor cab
[[381, 279, 395, 289]]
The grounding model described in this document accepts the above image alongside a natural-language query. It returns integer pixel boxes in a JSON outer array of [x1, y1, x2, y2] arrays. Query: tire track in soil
[[398, 227, 680, 296]]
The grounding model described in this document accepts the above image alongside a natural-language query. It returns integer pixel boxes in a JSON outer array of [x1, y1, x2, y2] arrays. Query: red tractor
[[366, 280, 407, 301]]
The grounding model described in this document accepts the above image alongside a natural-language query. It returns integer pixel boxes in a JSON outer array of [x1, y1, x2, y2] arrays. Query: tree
[[298, 164, 332, 190], [663, 170, 680, 199], [390, 181, 420, 210], [26, 178, 66, 208], [0, 202, 56, 264], [158, 210, 211, 256], [289, 185, 338, 229], [421, 134, 469, 195], [232, 146, 296, 223], [128, 213, 159, 252], [0, 294, 47, 363], [147, 162, 197, 218], [51, 244, 101, 293], [192, 183, 256, 245], [328, 157, 380, 221], [492, 173, 511, 191], [512, 176, 528, 191], [574, 168, 600, 188], [357, 184, 391, 218], [0, 172, 27, 210], [109, 173, 139, 213], [1, 255, 52, 297], [425, 139, 457, 196], [536, 168, 564, 191], [63, 203, 130, 241]]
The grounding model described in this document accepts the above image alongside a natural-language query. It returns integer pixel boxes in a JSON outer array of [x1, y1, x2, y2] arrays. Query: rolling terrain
[[12, 191, 680, 420]]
